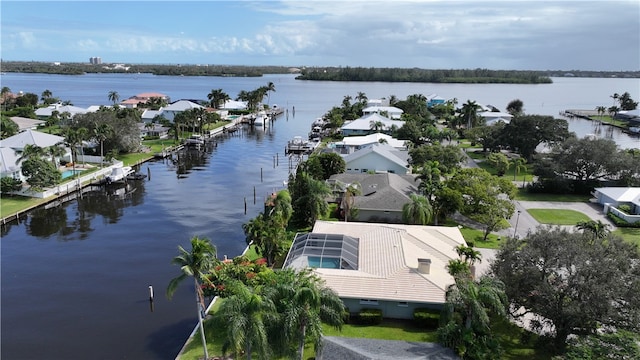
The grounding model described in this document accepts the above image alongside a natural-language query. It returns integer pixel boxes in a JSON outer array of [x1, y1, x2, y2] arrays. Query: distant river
[[1, 73, 638, 360]]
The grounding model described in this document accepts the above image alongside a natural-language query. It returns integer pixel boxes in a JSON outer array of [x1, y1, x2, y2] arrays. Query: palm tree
[[402, 193, 433, 225], [93, 123, 112, 168], [369, 120, 384, 132], [443, 274, 507, 331], [355, 91, 367, 104], [266, 189, 293, 228], [41, 89, 53, 103], [46, 143, 67, 169], [595, 105, 607, 121], [265, 82, 275, 106], [576, 220, 610, 240], [459, 100, 481, 129], [270, 269, 344, 360], [214, 281, 274, 360], [107, 91, 119, 105], [341, 182, 361, 222], [511, 157, 527, 184], [166, 236, 219, 360], [207, 88, 229, 109], [17, 144, 46, 165]]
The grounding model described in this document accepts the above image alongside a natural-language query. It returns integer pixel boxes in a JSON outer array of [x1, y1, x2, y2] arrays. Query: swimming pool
[[307, 256, 340, 269], [61, 169, 83, 179]]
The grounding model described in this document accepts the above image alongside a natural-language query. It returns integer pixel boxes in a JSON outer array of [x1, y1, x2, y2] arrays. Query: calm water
[[1, 73, 638, 360]]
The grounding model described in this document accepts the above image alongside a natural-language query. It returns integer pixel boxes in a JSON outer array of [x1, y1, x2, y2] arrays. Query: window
[[359, 299, 379, 305], [397, 302, 408, 307]]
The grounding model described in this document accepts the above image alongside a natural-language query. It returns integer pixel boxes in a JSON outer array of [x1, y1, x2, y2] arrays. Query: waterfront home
[[283, 220, 466, 319], [159, 100, 204, 122], [329, 132, 407, 155], [120, 92, 170, 108], [592, 187, 640, 223], [34, 103, 87, 120], [0, 129, 70, 182], [426, 94, 446, 108], [362, 105, 404, 119], [327, 172, 418, 222], [340, 113, 404, 136], [138, 123, 170, 139], [478, 111, 513, 126], [220, 99, 248, 110], [342, 142, 410, 175]]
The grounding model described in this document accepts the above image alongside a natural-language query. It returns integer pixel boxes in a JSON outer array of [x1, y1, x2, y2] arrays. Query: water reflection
[[22, 180, 146, 240]]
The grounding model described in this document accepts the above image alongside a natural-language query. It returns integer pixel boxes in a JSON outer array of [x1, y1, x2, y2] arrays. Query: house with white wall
[[342, 142, 410, 175], [362, 105, 404, 119], [592, 187, 640, 223], [330, 132, 407, 155], [341, 113, 404, 136], [283, 221, 466, 319], [159, 100, 205, 122], [0, 129, 70, 182]]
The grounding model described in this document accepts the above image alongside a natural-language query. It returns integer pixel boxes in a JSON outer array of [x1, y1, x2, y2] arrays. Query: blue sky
[[2, 1, 639, 71]]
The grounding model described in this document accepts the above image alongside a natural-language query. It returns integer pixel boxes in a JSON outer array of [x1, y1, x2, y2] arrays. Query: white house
[[160, 100, 204, 122], [327, 172, 418, 223], [342, 142, 410, 175], [0, 129, 70, 182], [478, 111, 513, 126], [220, 99, 248, 110], [330, 133, 407, 155], [592, 187, 640, 223], [283, 221, 467, 319], [362, 105, 404, 119], [341, 113, 404, 136], [35, 103, 87, 119]]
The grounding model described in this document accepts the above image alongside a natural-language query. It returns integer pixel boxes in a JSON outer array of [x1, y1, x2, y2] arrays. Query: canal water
[[1, 73, 638, 359]]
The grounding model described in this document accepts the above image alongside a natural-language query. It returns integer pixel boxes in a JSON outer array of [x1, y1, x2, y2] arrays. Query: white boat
[[253, 111, 269, 128], [629, 127, 640, 134], [184, 134, 204, 146], [106, 166, 134, 184]]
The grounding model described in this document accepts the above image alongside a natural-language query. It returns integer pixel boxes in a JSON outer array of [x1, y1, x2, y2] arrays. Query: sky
[[1, 1, 639, 71]]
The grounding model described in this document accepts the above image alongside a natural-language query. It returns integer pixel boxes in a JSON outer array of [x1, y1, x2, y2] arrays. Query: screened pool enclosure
[[283, 233, 359, 270]]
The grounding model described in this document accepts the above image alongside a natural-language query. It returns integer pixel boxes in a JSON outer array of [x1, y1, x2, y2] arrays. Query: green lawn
[[527, 209, 590, 225], [459, 226, 504, 249], [0, 195, 48, 218], [613, 228, 640, 246]]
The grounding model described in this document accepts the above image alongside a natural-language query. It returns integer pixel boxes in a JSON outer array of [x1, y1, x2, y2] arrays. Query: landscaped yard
[[613, 227, 640, 246], [527, 209, 590, 225]]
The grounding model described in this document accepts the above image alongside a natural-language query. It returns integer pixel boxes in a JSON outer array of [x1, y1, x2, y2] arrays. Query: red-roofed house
[[120, 92, 170, 108]]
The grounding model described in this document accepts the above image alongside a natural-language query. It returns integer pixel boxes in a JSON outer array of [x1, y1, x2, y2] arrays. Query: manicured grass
[[613, 228, 640, 246], [322, 318, 438, 342], [459, 226, 504, 249], [514, 189, 591, 202], [0, 195, 48, 218], [527, 209, 590, 225]]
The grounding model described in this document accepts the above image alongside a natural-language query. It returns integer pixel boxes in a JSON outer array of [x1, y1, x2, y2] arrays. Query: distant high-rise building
[[89, 57, 102, 65]]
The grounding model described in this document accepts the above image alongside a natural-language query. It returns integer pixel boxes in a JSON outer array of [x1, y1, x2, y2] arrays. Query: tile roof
[[330, 172, 417, 212], [307, 221, 466, 304]]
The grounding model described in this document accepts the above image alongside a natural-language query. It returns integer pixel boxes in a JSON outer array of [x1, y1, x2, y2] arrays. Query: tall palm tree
[[266, 189, 293, 228], [41, 89, 53, 103], [443, 274, 507, 331], [207, 88, 229, 109], [107, 91, 119, 105], [46, 143, 67, 169], [459, 100, 481, 129], [342, 182, 361, 222], [265, 82, 275, 106], [402, 193, 433, 225], [93, 123, 112, 168], [511, 157, 527, 184], [214, 281, 275, 360], [369, 120, 384, 132], [595, 105, 607, 121], [167, 236, 219, 360], [269, 269, 344, 360]]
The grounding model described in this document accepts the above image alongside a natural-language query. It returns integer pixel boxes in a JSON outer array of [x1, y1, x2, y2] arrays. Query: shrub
[[1, 177, 23, 193], [353, 308, 383, 325], [607, 212, 640, 228], [413, 308, 440, 329], [618, 204, 632, 214]]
